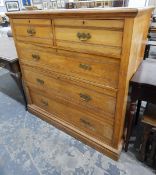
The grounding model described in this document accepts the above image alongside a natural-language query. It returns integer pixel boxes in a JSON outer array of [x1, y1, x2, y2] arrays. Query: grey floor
[[0, 71, 156, 175]]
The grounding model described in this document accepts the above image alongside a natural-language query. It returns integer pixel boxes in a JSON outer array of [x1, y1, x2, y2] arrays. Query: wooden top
[[6, 7, 154, 18], [143, 103, 156, 126], [0, 37, 18, 63], [131, 59, 156, 87]]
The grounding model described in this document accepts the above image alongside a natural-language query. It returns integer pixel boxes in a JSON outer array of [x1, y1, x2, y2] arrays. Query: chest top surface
[[6, 7, 154, 19]]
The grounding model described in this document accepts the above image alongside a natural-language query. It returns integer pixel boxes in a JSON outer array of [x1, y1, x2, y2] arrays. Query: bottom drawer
[[29, 87, 114, 145]]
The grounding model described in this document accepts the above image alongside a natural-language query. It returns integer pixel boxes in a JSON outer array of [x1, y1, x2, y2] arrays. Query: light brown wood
[[55, 27, 123, 46], [17, 42, 120, 89], [127, 11, 152, 79], [29, 86, 114, 144], [113, 11, 152, 148], [22, 66, 117, 118], [55, 23, 123, 57], [112, 18, 135, 148], [12, 19, 51, 25], [6, 7, 153, 18], [7, 7, 154, 160], [13, 19, 53, 45], [56, 41, 122, 58], [54, 19, 124, 29]]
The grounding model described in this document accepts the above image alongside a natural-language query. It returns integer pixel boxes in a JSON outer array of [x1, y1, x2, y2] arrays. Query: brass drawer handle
[[80, 118, 95, 131], [27, 27, 36, 36], [36, 78, 44, 85], [40, 99, 48, 107], [77, 32, 91, 41], [32, 54, 40, 61], [79, 93, 92, 102], [79, 63, 92, 71]]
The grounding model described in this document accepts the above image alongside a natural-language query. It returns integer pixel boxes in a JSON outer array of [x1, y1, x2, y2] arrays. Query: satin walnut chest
[[7, 7, 153, 160]]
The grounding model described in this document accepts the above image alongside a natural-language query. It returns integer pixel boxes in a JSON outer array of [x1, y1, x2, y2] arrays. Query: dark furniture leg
[[144, 44, 150, 59], [147, 130, 156, 166], [135, 100, 142, 125], [9, 62, 27, 109], [10, 73, 27, 109], [124, 84, 140, 152], [138, 124, 152, 162], [124, 100, 137, 152]]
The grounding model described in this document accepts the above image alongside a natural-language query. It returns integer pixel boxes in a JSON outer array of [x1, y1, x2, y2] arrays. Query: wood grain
[[7, 7, 154, 160], [113, 18, 134, 148], [55, 27, 123, 46], [29, 86, 114, 144], [54, 19, 124, 30], [17, 42, 120, 88], [12, 19, 51, 25], [6, 7, 154, 18], [13, 19, 53, 45], [22, 67, 117, 118]]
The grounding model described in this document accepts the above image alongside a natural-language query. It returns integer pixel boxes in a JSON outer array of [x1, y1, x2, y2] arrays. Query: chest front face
[[8, 8, 152, 160]]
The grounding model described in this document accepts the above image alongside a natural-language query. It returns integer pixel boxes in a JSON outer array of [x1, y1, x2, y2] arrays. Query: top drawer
[[54, 19, 124, 58], [55, 19, 124, 28], [12, 19, 53, 45]]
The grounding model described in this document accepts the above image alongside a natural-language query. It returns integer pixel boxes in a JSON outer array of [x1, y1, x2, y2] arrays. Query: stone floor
[[0, 69, 156, 175]]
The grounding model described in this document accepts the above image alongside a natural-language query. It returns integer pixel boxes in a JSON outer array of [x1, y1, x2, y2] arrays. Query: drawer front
[[13, 19, 51, 25], [18, 43, 120, 89], [23, 68, 116, 118], [54, 19, 124, 29], [29, 88, 114, 144], [13, 19, 53, 45], [54, 19, 123, 58]]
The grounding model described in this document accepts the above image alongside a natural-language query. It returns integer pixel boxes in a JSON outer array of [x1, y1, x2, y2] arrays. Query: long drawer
[[54, 19, 123, 58], [22, 67, 116, 118], [28, 87, 114, 144], [17, 42, 120, 89], [13, 19, 53, 45]]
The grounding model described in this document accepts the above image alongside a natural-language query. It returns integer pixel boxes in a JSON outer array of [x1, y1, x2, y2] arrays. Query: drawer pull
[[40, 99, 48, 107], [77, 32, 91, 41], [27, 28, 36, 36], [79, 63, 92, 71], [32, 54, 40, 61], [79, 93, 92, 102], [36, 78, 44, 85], [80, 118, 95, 131]]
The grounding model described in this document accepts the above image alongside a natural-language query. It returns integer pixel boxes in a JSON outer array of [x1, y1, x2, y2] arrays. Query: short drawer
[[54, 19, 123, 58], [29, 88, 114, 144], [13, 19, 51, 25], [23, 68, 116, 118], [13, 19, 53, 45], [18, 43, 120, 89]]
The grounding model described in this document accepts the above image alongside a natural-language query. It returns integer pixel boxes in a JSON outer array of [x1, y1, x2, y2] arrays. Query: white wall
[[149, 0, 156, 14], [128, 0, 149, 7]]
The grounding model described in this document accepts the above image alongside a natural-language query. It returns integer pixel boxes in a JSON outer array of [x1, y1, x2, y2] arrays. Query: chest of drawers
[[7, 7, 153, 160]]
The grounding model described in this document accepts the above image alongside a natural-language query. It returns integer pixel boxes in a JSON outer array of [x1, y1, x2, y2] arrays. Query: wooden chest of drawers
[[7, 7, 153, 160]]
